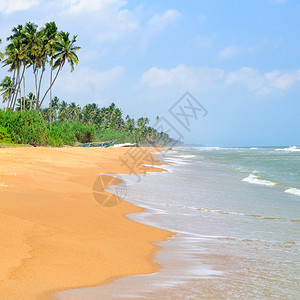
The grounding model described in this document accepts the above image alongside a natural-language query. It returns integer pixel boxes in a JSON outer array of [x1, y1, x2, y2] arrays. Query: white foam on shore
[[177, 155, 196, 159], [242, 174, 277, 186], [164, 157, 188, 165], [195, 146, 245, 151], [285, 188, 300, 197], [275, 146, 300, 152]]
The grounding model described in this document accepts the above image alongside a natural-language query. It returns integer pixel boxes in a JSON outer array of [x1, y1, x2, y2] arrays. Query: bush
[[72, 122, 96, 143], [50, 121, 95, 145], [0, 110, 49, 146], [0, 125, 13, 144], [97, 128, 136, 144]]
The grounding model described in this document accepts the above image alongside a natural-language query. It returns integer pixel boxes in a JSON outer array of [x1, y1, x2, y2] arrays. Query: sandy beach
[[0, 147, 172, 300]]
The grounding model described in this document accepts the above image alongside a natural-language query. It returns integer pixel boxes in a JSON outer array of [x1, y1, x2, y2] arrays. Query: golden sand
[[0, 147, 172, 299]]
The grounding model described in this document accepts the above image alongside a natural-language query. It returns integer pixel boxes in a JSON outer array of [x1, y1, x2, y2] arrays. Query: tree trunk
[[18, 66, 26, 111], [39, 62, 63, 109], [50, 68, 53, 130], [8, 69, 16, 109], [11, 68, 20, 111], [37, 65, 45, 109], [23, 70, 26, 111], [34, 68, 38, 109]]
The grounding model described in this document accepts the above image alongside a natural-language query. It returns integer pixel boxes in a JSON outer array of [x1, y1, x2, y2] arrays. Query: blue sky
[[0, 0, 299, 146]]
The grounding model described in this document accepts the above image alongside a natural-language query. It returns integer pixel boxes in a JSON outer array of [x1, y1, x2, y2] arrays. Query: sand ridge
[[0, 147, 172, 299]]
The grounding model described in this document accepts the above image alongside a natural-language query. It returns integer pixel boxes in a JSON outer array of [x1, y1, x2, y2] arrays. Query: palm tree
[[125, 115, 135, 133], [19, 23, 38, 109], [58, 100, 68, 120], [0, 39, 3, 61], [51, 96, 60, 121], [114, 107, 124, 130], [82, 103, 100, 125], [42, 22, 58, 129], [39, 31, 80, 109], [68, 102, 81, 121], [27, 92, 36, 110], [3, 35, 26, 110], [0, 76, 16, 110], [16, 96, 31, 111], [41, 107, 50, 122]]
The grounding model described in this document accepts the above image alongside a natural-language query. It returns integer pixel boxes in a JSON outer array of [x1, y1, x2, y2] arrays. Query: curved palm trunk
[[23, 72, 26, 111], [37, 65, 45, 107], [14, 65, 26, 111], [39, 61, 63, 109], [7, 69, 16, 109], [34, 68, 38, 109], [50, 68, 52, 130], [11, 67, 20, 111]]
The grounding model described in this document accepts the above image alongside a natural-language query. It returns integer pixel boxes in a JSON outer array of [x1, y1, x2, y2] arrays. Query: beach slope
[[0, 147, 172, 299]]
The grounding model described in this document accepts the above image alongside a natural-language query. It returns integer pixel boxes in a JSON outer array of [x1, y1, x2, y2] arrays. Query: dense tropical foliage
[[0, 23, 181, 147], [0, 21, 79, 111], [0, 100, 181, 147]]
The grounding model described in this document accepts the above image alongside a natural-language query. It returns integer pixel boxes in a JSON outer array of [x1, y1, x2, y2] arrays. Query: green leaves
[[0, 125, 13, 144], [1, 22, 80, 110]]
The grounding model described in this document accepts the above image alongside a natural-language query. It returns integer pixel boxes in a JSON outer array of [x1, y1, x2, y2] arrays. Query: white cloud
[[141, 64, 224, 91], [147, 9, 182, 33], [265, 70, 300, 90], [225, 67, 267, 92], [218, 45, 242, 59], [0, 0, 38, 14], [141, 64, 300, 95], [96, 7, 140, 43], [226, 67, 300, 94], [63, 0, 126, 14], [58, 1, 181, 48]]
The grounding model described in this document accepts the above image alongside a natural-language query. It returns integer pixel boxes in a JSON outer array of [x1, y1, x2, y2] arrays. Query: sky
[[0, 0, 299, 146]]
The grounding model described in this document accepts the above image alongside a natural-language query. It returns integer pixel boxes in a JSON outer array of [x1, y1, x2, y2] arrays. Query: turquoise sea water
[[57, 146, 300, 299]]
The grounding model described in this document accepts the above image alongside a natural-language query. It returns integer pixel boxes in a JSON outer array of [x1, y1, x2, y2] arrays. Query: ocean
[[56, 146, 300, 299]]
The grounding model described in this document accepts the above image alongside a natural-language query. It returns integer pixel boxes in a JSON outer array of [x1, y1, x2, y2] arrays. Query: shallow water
[[56, 146, 300, 299]]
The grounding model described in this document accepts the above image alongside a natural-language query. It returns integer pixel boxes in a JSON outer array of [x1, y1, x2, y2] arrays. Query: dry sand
[[0, 147, 172, 299]]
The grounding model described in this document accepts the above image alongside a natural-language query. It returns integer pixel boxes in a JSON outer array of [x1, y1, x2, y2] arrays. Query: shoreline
[[0, 147, 173, 300]]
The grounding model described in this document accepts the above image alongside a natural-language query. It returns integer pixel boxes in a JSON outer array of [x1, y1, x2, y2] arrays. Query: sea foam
[[285, 188, 300, 197], [178, 155, 196, 159], [242, 174, 277, 186], [275, 146, 300, 152]]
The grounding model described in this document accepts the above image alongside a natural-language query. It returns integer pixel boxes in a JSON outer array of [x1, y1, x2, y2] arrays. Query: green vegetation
[[0, 124, 13, 144], [0, 23, 182, 148], [0, 21, 79, 111], [0, 101, 181, 147]]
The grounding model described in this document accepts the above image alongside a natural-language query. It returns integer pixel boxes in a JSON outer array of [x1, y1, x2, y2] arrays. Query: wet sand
[[0, 147, 172, 299]]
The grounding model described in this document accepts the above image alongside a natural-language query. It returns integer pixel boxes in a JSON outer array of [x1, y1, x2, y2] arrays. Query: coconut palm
[[82, 103, 101, 125], [0, 39, 3, 61], [50, 96, 60, 121], [16, 96, 31, 111], [22, 22, 45, 107], [47, 23, 58, 126], [27, 92, 37, 110], [19, 23, 38, 108], [0, 76, 17, 110], [58, 100, 68, 120], [39, 31, 80, 108], [40, 22, 58, 128], [68, 102, 81, 121], [3, 35, 27, 110], [125, 115, 135, 133]]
